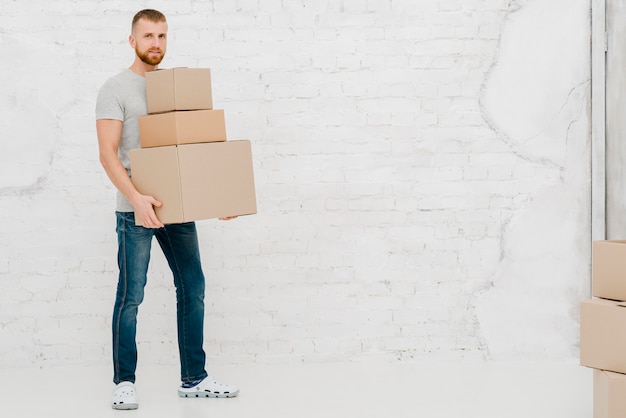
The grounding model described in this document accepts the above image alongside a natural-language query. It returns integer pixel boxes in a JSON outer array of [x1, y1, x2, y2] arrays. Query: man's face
[[130, 18, 168, 66]]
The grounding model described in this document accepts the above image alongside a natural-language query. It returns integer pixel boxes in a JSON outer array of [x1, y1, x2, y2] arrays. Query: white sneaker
[[112, 381, 138, 410], [178, 376, 239, 398]]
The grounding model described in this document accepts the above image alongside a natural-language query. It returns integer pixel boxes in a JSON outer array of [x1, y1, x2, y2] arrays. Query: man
[[95, 9, 238, 410]]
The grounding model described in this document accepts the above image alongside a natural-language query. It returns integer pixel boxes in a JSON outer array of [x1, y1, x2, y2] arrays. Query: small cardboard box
[[130, 141, 256, 225], [594, 369, 626, 418], [139, 109, 226, 148], [593, 240, 626, 301], [146, 68, 213, 114], [580, 298, 626, 374]]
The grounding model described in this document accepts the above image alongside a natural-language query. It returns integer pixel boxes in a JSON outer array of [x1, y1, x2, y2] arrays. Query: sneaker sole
[[178, 390, 239, 399], [112, 403, 138, 410]]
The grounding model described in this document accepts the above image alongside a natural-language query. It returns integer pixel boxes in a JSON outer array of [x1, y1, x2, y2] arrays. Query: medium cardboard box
[[594, 369, 626, 418], [146, 68, 213, 114], [580, 298, 626, 374], [130, 141, 256, 225], [593, 240, 626, 301], [139, 109, 226, 148]]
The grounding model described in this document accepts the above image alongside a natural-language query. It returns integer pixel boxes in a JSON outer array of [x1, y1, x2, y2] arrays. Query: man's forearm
[[100, 152, 143, 208]]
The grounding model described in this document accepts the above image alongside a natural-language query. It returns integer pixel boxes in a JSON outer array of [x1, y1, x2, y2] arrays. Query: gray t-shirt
[[95, 68, 147, 212]]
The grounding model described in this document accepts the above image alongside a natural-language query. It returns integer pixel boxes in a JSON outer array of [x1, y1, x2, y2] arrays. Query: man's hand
[[133, 195, 164, 228], [219, 216, 238, 221]]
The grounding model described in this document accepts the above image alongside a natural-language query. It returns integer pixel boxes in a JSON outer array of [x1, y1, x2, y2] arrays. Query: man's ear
[[128, 34, 136, 49]]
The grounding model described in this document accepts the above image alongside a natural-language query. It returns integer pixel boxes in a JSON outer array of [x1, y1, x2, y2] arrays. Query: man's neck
[[129, 59, 158, 77]]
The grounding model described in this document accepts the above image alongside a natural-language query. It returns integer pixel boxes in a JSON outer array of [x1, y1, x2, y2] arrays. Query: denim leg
[[155, 222, 208, 382], [113, 212, 154, 384]]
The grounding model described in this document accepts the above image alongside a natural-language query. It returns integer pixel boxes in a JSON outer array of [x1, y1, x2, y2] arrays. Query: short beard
[[136, 47, 164, 66]]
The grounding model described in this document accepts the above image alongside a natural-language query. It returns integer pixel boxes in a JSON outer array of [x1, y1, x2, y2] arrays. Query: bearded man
[[95, 9, 239, 410]]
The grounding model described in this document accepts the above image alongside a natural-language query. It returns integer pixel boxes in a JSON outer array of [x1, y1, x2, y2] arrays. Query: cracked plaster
[[475, 0, 591, 360]]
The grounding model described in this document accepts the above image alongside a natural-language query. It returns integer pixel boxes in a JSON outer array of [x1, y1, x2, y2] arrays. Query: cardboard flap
[[178, 140, 257, 220], [145, 68, 213, 114], [145, 69, 176, 114], [130, 146, 184, 225]]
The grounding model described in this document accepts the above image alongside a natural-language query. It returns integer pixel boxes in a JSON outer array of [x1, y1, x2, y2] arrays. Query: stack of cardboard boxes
[[130, 68, 257, 225], [581, 241, 626, 418]]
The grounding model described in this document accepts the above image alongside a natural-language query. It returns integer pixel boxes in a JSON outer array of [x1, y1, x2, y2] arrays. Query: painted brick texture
[[0, 0, 591, 368]]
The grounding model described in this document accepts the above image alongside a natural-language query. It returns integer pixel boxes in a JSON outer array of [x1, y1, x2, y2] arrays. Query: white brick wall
[[0, 0, 591, 368]]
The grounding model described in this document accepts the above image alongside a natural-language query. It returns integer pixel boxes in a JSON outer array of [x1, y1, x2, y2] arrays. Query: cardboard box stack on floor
[[130, 68, 257, 225], [580, 241, 626, 418]]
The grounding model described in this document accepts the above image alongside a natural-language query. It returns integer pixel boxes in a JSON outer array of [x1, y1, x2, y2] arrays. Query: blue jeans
[[112, 211, 208, 384]]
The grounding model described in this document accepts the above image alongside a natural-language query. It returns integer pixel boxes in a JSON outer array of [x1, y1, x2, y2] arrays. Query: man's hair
[[131, 9, 166, 32]]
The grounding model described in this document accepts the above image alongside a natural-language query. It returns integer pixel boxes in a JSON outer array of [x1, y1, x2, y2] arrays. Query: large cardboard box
[[146, 68, 213, 114], [594, 369, 626, 418], [130, 141, 256, 225], [580, 298, 626, 374], [139, 109, 226, 148], [593, 240, 626, 301]]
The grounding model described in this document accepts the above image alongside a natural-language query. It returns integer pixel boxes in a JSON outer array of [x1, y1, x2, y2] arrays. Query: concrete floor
[[0, 360, 592, 418]]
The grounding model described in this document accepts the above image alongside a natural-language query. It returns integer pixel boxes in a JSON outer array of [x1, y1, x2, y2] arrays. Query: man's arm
[[96, 119, 164, 228]]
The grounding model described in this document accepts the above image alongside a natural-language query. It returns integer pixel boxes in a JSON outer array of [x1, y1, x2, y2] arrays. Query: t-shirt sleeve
[[95, 79, 124, 121]]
